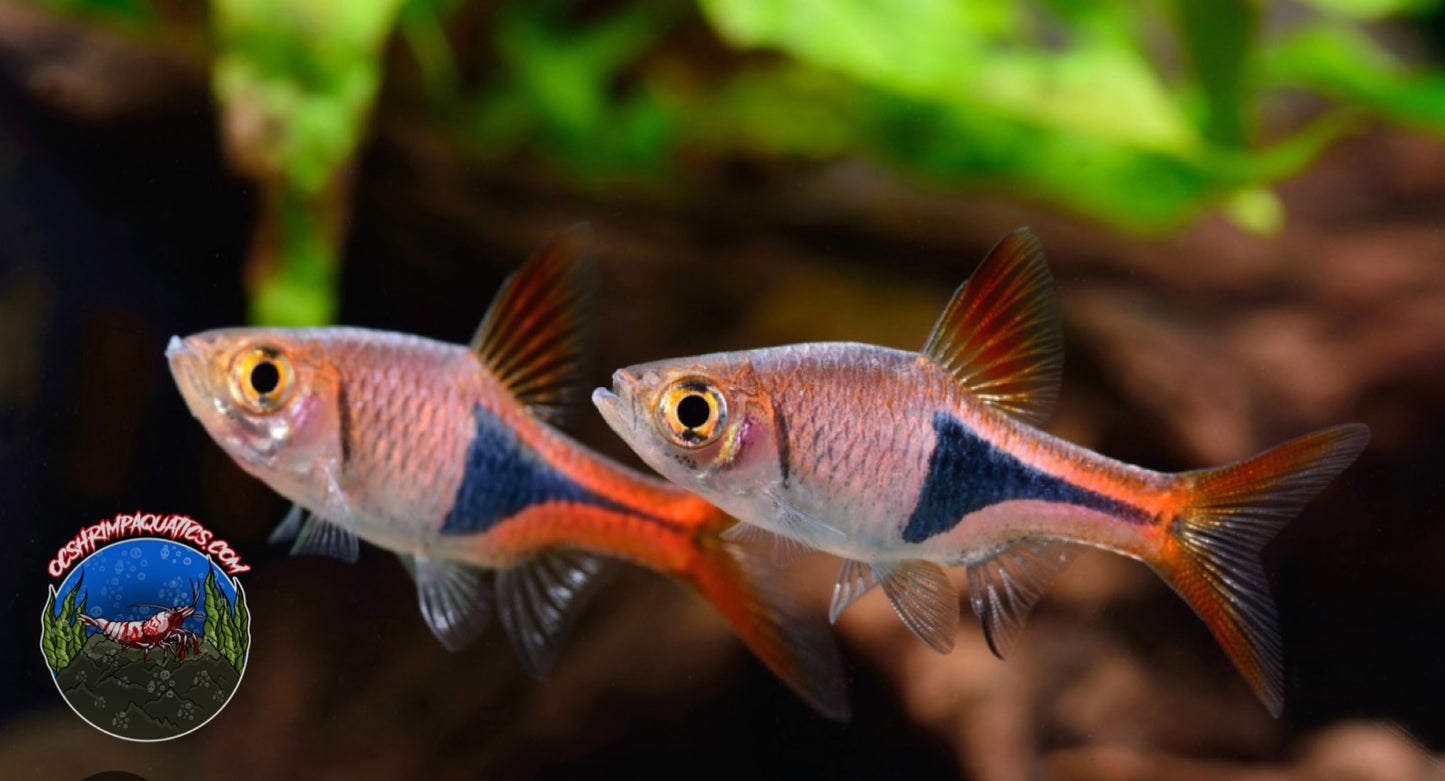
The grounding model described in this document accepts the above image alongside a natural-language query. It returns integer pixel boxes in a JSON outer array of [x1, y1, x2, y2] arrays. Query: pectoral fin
[[721, 521, 810, 566], [876, 559, 959, 654], [964, 539, 1078, 659], [764, 485, 845, 542], [289, 515, 359, 563], [267, 503, 306, 544], [412, 554, 493, 652], [497, 549, 616, 677], [284, 465, 361, 562], [828, 558, 876, 624]]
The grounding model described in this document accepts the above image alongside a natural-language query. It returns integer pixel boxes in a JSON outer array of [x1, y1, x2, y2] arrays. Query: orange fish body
[[595, 228, 1368, 716], [168, 227, 846, 718]]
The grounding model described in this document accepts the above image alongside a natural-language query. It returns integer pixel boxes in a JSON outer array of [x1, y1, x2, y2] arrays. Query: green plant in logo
[[202, 569, 250, 674], [41, 574, 88, 670]]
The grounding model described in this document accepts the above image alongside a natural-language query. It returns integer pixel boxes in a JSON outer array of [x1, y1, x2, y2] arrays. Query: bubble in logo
[[39, 538, 251, 741]]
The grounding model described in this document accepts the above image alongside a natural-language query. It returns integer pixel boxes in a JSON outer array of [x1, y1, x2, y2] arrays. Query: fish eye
[[656, 379, 726, 449], [229, 346, 296, 415], [250, 360, 280, 394]]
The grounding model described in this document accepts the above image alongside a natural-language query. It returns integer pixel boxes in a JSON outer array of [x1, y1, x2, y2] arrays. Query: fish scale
[[169, 226, 851, 720], [761, 346, 944, 547], [324, 330, 473, 535], [595, 227, 1369, 715]]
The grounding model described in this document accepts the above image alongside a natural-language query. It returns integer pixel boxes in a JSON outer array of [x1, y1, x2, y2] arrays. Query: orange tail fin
[[1160, 423, 1369, 716], [686, 531, 850, 721]]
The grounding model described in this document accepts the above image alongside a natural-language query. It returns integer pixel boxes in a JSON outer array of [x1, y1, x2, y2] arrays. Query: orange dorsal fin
[[471, 224, 598, 424], [921, 227, 1063, 426]]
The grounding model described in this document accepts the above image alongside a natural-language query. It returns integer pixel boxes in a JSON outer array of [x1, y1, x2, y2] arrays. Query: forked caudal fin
[[1161, 423, 1369, 716], [688, 532, 851, 721]]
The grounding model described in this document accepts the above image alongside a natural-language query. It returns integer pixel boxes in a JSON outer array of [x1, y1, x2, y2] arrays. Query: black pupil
[[675, 393, 712, 429], [250, 360, 280, 395]]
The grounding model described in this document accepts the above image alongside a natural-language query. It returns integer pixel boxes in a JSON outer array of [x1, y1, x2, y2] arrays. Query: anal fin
[[964, 539, 1078, 659], [497, 549, 616, 677], [877, 559, 959, 654], [413, 554, 493, 651]]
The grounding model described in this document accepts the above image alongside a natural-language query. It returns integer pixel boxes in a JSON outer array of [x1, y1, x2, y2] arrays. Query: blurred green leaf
[[1266, 23, 1445, 128], [1295, 0, 1441, 19], [1220, 186, 1286, 235], [27, 0, 1445, 315], [209, 0, 408, 325], [31, 0, 156, 32], [211, 0, 407, 195], [456, 1, 682, 181], [695, 0, 1354, 231], [399, 0, 465, 100], [1172, 0, 1257, 147], [701, 0, 1196, 151], [247, 189, 340, 327]]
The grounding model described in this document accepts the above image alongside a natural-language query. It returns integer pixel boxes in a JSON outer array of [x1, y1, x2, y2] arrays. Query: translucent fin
[[829, 558, 876, 624], [267, 504, 306, 545], [1164, 423, 1369, 716], [965, 540, 1079, 659], [470, 224, 598, 425], [496, 549, 616, 677], [687, 534, 851, 720], [294, 464, 361, 563], [413, 554, 492, 652], [721, 521, 810, 566], [764, 485, 846, 542], [877, 559, 959, 654], [921, 227, 1062, 426], [289, 515, 359, 563]]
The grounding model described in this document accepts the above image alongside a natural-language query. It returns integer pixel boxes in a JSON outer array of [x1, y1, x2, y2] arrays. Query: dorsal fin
[[471, 224, 598, 424], [922, 227, 1063, 426]]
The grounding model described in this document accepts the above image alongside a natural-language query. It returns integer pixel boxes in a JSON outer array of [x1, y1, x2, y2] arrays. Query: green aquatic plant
[[692, 0, 1444, 232], [201, 569, 249, 673], [457, 0, 682, 182], [40, 574, 88, 670], [18, 0, 1445, 320], [209, 0, 409, 327]]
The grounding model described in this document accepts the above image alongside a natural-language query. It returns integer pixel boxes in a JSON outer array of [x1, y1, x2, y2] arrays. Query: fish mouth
[[165, 335, 219, 420], [592, 369, 641, 435]]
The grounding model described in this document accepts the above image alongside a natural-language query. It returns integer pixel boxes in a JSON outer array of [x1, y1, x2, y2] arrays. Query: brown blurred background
[[2, 2, 1445, 779]]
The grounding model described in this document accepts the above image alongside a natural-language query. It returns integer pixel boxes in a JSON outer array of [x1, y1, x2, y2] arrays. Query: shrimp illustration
[[78, 581, 205, 661]]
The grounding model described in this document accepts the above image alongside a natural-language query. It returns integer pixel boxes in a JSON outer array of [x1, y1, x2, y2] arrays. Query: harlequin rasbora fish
[[593, 227, 1368, 716], [166, 226, 846, 719]]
